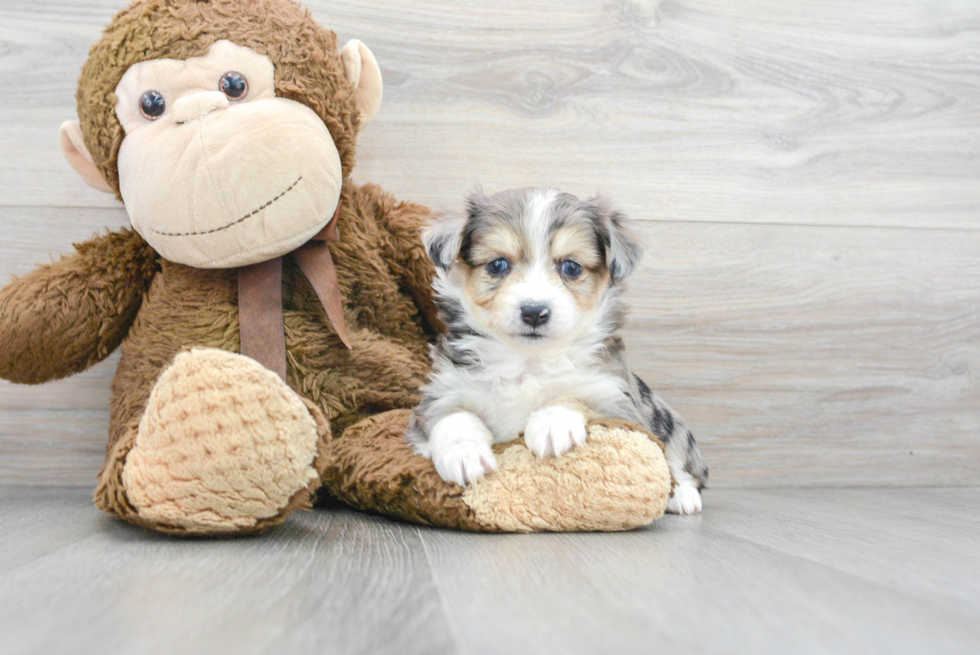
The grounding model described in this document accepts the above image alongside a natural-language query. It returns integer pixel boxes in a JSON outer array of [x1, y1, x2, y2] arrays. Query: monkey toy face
[[112, 40, 341, 268], [58, 1, 383, 269]]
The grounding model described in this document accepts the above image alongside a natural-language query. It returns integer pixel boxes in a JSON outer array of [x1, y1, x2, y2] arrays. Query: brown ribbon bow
[[237, 202, 351, 381]]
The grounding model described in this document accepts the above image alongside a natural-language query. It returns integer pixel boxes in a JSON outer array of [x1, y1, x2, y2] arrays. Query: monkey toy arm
[[0, 228, 158, 384], [353, 183, 445, 335]]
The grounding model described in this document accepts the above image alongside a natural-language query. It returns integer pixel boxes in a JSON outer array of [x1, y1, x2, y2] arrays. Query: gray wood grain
[[3, 212, 977, 487], [1, 0, 979, 229], [2, 4, 978, 651], [417, 487, 980, 655], [0, 487, 457, 655], [628, 221, 980, 487], [0, 1, 978, 487], [707, 487, 980, 609], [2, 486, 978, 655]]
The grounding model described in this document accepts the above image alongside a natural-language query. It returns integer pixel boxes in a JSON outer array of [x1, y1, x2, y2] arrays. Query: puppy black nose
[[520, 304, 551, 327]]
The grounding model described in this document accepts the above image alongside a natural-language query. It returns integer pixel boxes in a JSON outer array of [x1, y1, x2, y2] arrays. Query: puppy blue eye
[[560, 260, 583, 278], [486, 258, 509, 276]]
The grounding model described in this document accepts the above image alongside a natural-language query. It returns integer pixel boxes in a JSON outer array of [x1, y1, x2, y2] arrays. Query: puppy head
[[424, 188, 642, 350]]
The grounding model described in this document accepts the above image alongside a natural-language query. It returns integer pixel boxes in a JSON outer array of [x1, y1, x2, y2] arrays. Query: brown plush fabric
[[97, 182, 436, 454], [322, 410, 486, 531], [78, 0, 360, 198], [121, 348, 323, 531], [0, 229, 157, 384], [95, 390, 332, 537], [87, 180, 438, 532], [323, 410, 671, 532], [0, 0, 671, 535], [461, 419, 671, 532]]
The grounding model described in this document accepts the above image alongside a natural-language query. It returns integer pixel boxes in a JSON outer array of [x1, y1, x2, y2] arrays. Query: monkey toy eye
[[560, 260, 583, 279], [486, 258, 510, 277], [219, 71, 248, 100], [139, 90, 166, 120]]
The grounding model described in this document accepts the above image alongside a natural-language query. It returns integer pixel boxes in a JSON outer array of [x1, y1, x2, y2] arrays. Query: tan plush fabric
[[0, 0, 671, 535], [113, 41, 348, 269], [462, 420, 672, 532], [340, 39, 383, 124], [321, 410, 485, 531], [76, 0, 361, 199], [95, 390, 332, 537], [322, 410, 671, 533], [122, 348, 322, 530], [82, 180, 438, 533], [59, 120, 113, 192]]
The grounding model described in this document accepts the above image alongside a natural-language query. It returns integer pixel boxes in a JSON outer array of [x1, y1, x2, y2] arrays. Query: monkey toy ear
[[59, 120, 113, 193], [340, 39, 383, 126]]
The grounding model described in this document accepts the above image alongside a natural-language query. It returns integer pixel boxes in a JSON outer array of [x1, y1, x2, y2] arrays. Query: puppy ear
[[423, 212, 465, 270], [424, 190, 490, 270], [593, 195, 643, 284]]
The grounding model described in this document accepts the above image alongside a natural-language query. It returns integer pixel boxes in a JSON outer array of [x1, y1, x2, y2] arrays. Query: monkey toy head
[[59, 0, 383, 269]]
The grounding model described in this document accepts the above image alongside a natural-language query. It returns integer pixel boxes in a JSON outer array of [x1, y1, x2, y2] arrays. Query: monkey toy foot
[[116, 348, 329, 534]]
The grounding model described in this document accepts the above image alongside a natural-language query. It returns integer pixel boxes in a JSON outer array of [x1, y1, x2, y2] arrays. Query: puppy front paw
[[666, 482, 703, 515], [524, 405, 587, 458], [427, 412, 498, 486]]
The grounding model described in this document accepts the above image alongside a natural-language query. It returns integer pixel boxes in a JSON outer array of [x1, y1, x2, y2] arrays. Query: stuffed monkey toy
[[0, 0, 672, 535]]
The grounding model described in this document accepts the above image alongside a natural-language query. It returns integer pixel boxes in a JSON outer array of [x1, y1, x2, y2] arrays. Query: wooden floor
[[1, 485, 977, 655], [0, 3, 978, 652], [1, 0, 978, 489]]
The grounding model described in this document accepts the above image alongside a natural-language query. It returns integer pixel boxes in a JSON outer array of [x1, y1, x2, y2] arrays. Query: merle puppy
[[406, 188, 708, 514]]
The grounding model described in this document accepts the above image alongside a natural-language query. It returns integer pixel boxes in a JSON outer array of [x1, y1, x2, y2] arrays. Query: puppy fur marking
[[408, 188, 708, 514]]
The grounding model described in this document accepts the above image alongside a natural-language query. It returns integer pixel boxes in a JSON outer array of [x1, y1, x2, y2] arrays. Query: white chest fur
[[430, 339, 632, 444]]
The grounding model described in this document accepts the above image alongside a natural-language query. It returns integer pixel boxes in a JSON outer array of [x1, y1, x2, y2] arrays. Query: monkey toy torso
[[106, 182, 437, 455], [0, 0, 438, 534], [0, 0, 676, 537], [95, 181, 439, 533]]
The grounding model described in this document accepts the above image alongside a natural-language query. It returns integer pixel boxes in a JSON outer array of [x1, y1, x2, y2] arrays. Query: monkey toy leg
[[95, 348, 331, 535]]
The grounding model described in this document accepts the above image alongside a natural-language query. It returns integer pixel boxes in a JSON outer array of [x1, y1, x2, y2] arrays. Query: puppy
[[406, 188, 708, 514]]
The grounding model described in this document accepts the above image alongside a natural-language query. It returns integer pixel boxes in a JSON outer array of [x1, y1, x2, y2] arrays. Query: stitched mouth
[[151, 175, 303, 237]]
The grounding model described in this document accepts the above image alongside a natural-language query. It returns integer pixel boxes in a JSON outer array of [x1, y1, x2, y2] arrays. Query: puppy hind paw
[[666, 483, 703, 515], [524, 406, 587, 458]]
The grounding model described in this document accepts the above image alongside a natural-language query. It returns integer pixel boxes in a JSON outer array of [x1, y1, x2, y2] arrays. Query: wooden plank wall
[[0, 0, 977, 487]]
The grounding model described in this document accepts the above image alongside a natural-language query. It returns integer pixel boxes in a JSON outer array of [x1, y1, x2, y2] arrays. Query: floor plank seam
[[2, 519, 108, 580], [700, 522, 974, 615], [416, 527, 470, 655]]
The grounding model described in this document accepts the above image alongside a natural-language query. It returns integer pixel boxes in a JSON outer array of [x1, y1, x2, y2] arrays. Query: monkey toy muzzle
[[114, 40, 344, 269]]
